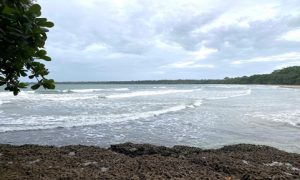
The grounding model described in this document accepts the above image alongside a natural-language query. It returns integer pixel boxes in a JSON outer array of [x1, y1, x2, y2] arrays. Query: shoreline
[[1, 142, 299, 179]]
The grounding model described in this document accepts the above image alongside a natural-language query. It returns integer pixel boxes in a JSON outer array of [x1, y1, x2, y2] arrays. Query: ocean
[[0, 84, 299, 152]]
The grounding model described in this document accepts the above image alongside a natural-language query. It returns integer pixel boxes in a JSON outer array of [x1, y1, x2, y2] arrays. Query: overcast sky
[[38, 0, 300, 81]]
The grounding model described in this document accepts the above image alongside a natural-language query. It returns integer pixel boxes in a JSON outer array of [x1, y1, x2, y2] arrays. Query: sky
[[38, 0, 300, 81]]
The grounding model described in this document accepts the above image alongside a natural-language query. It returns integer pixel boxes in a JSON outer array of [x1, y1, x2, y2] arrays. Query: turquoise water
[[0, 84, 299, 152]]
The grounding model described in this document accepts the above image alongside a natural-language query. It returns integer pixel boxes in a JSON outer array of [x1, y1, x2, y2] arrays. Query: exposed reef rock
[[0, 143, 299, 179]]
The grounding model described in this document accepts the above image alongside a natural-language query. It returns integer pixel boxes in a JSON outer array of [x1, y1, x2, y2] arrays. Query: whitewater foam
[[0, 99, 204, 132], [70, 89, 104, 93], [34, 90, 70, 94], [187, 100, 203, 108], [106, 89, 194, 99], [207, 89, 252, 100], [0, 92, 12, 98], [1, 84, 300, 153], [65, 88, 130, 93], [113, 88, 129, 91], [0, 100, 10, 105], [246, 110, 300, 127]]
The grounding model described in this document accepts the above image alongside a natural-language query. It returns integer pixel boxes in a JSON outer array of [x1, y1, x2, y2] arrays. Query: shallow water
[[0, 84, 299, 153]]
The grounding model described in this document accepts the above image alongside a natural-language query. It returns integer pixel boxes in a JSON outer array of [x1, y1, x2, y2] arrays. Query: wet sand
[[0, 142, 299, 179]]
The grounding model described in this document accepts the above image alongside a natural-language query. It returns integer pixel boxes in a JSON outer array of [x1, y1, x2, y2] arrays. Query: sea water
[[0, 84, 299, 153]]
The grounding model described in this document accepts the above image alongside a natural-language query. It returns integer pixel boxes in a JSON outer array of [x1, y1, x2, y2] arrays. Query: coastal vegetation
[[220, 66, 300, 85], [0, 0, 54, 95], [57, 66, 300, 85]]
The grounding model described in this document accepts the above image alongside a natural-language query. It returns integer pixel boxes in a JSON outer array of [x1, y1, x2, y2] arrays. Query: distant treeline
[[220, 66, 300, 85], [57, 66, 300, 85]]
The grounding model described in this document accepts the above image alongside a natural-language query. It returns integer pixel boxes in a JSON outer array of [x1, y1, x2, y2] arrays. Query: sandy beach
[[0, 142, 299, 179]]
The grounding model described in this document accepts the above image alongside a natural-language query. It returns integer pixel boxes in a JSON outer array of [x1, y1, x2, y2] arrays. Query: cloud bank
[[39, 0, 300, 81]]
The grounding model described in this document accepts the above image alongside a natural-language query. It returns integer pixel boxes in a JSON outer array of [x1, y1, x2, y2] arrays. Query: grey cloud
[[38, 0, 300, 81]]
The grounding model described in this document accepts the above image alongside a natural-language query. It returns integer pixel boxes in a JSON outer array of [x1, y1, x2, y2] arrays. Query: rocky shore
[[0, 143, 299, 179]]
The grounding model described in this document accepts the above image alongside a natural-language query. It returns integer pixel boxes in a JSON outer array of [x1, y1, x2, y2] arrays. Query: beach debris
[[264, 161, 299, 171], [28, 159, 41, 165], [68, 152, 76, 156], [82, 161, 98, 167], [101, 167, 109, 172], [264, 161, 284, 166], [129, 147, 138, 152], [242, 160, 249, 165]]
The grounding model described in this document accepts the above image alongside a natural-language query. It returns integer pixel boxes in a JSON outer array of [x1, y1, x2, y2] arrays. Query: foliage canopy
[[0, 0, 54, 95], [220, 66, 300, 85]]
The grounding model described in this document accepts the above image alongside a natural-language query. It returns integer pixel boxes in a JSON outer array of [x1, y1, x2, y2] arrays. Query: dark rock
[[241, 174, 251, 180], [110, 142, 177, 157], [0, 143, 299, 179]]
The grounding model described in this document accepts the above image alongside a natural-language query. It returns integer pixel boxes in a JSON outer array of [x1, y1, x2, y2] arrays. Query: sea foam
[[247, 110, 300, 127], [0, 100, 203, 132], [0, 100, 10, 105], [106, 89, 194, 99], [207, 89, 252, 100], [70, 89, 104, 93]]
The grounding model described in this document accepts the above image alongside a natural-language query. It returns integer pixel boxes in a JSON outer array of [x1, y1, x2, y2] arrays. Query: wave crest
[[106, 89, 194, 99]]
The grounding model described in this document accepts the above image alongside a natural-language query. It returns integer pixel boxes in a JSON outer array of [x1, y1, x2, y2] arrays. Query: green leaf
[[31, 84, 40, 90], [42, 79, 55, 89], [28, 4, 41, 16], [1, 1, 54, 95], [36, 18, 47, 24], [0, 81, 5, 86], [36, 49, 47, 57], [40, 56, 51, 61], [18, 83, 28, 88], [20, 70, 27, 77], [2, 6, 15, 14], [29, 75, 35, 79], [13, 89, 20, 96], [41, 28, 49, 33], [43, 21, 54, 28]]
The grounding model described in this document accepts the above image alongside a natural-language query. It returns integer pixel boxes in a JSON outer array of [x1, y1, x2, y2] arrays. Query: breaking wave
[[206, 89, 252, 100], [106, 89, 195, 99], [246, 110, 300, 128], [0, 100, 203, 132]]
